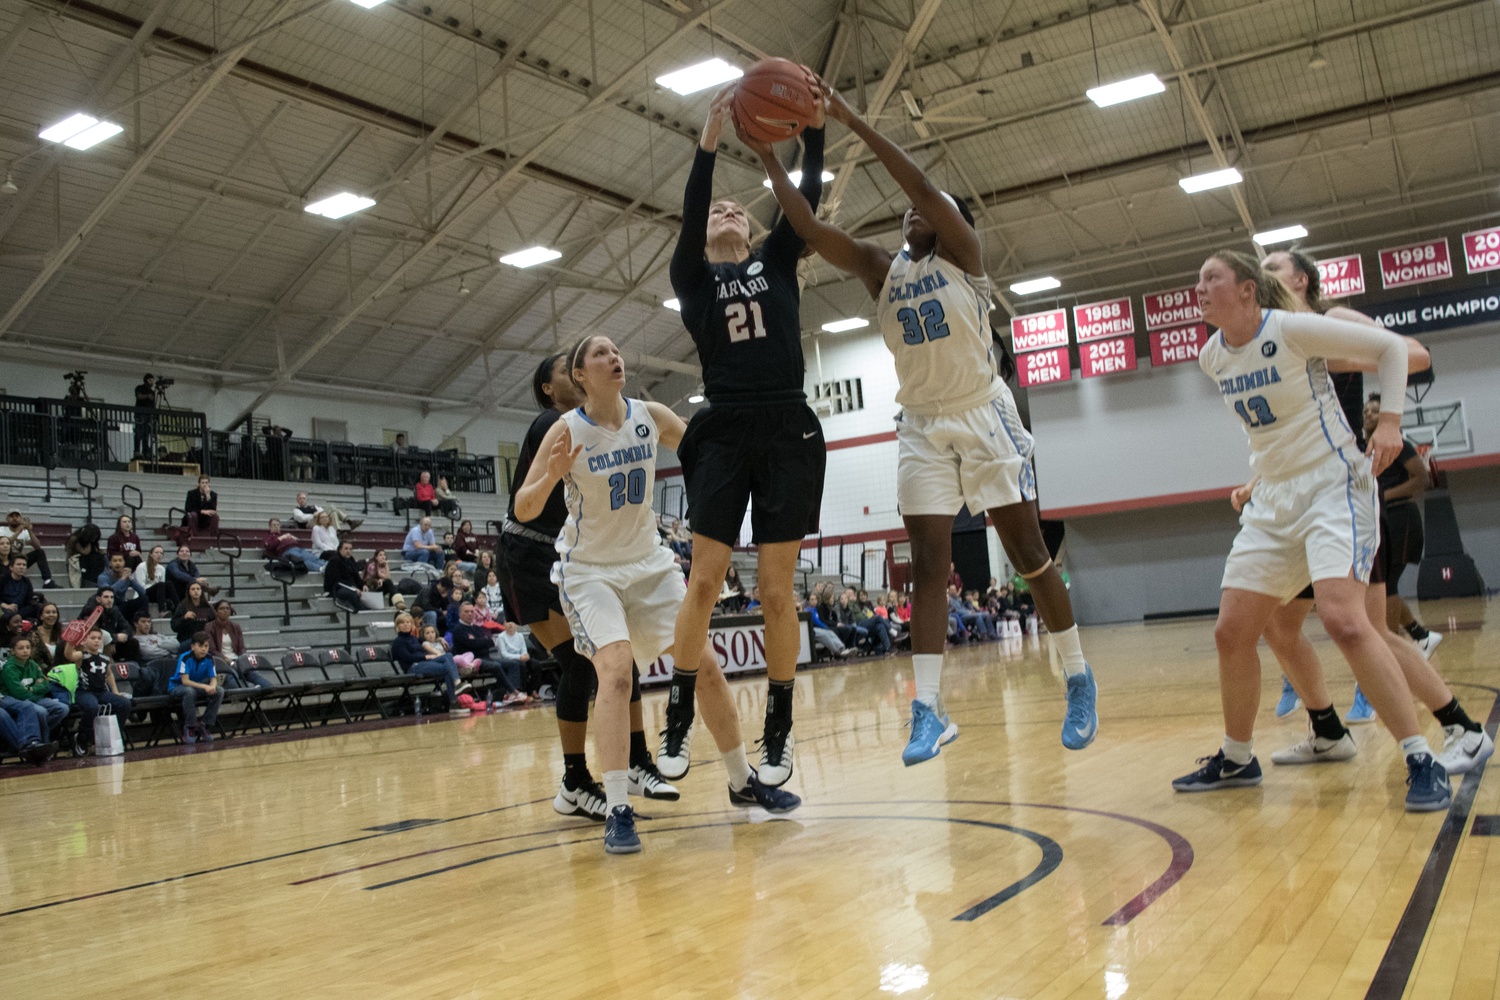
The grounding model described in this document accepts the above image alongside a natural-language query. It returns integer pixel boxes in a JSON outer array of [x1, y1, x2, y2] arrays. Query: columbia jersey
[[876, 250, 1003, 416], [1199, 310, 1363, 481], [556, 400, 663, 565]]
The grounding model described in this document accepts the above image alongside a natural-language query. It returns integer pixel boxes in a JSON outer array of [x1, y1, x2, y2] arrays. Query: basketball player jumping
[[515, 336, 799, 855], [748, 83, 1099, 766]]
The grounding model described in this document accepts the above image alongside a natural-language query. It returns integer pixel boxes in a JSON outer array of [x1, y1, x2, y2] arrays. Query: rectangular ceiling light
[[663, 298, 681, 311], [763, 170, 837, 189], [1252, 224, 1308, 246], [39, 113, 123, 150], [500, 246, 563, 268], [821, 317, 869, 333], [1009, 277, 1061, 295], [1178, 167, 1243, 193], [1086, 73, 1166, 108], [305, 192, 376, 219], [347, 0, 389, 7], [656, 58, 743, 96]]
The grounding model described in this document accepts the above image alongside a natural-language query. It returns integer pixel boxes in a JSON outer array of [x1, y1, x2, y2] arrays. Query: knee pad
[[631, 663, 641, 704], [552, 640, 597, 723]]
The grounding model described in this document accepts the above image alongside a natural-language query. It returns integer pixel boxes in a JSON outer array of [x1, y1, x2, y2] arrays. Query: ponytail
[[1209, 249, 1301, 312]]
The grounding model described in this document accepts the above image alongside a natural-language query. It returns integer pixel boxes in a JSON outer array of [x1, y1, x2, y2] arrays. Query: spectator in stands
[[106, 515, 143, 571], [403, 516, 442, 567], [122, 612, 177, 664], [133, 375, 156, 458], [204, 601, 245, 662], [83, 588, 132, 655], [947, 562, 964, 593], [64, 625, 133, 752], [324, 540, 367, 609], [471, 589, 498, 625], [472, 549, 496, 585], [290, 491, 362, 533], [0, 691, 54, 764], [413, 576, 453, 630], [65, 523, 106, 590], [133, 545, 171, 614], [838, 589, 892, 655], [443, 574, 472, 631], [166, 544, 216, 603], [450, 602, 525, 703], [171, 581, 214, 648], [390, 613, 465, 714], [98, 554, 150, 623], [480, 568, 503, 617], [0, 611, 25, 655], [310, 511, 340, 557], [452, 520, 480, 575], [182, 475, 220, 538], [261, 519, 324, 574], [722, 566, 746, 612], [745, 586, 761, 612], [1, 635, 69, 743], [263, 424, 292, 481], [3, 511, 58, 587], [413, 471, 438, 515], [1, 555, 43, 621], [947, 585, 988, 642], [963, 590, 999, 640], [30, 602, 62, 667], [168, 632, 221, 744], [804, 594, 852, 659], [492, 621, 533, 705], [394, 432, 409, 450], [361, 549, 404, 611], [434, 476, 460, 518]]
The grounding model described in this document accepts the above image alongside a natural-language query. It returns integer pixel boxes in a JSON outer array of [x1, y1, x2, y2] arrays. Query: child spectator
[[66, 625, 133, 753], [1, 635, 69, 743], [169, 633, 221, 744]]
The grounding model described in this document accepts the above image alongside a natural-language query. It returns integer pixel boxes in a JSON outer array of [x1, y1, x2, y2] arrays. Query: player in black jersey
[[658, 82, 826, 787], [498, 354, 678, 820], [1363, 396, 1441, 652]]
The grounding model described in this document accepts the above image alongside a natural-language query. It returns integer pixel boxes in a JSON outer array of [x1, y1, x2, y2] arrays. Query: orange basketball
[[733, 58, 817, 143]]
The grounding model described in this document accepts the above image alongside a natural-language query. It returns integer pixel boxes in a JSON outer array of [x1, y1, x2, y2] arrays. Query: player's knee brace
[[552, 640, 596, 723]]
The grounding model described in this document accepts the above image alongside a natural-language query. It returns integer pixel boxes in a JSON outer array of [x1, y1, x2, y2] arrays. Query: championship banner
[[1010, 308, 1070, 353], [1143, 286, 1202, 331], [1073, 297, 1134, 343], [1315, 254, 1365, 298], [1149, 323, 1211, 367], [1079, 337, 1138, 378], [1378, 238, 1452, 290], [642, 612, 812, 685], [1462, 226, 1500, 275], [1016, 347, 1072, 387]]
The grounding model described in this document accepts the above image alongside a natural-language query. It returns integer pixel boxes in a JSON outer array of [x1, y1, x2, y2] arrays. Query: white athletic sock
[[1050, 625, 1087, 677], [1399, 735, 1433, 760], [722, 745, 753, 791], [603, 769, 630, 812], [912, 654, 943, 707], [1222, 736, 1254, 766]]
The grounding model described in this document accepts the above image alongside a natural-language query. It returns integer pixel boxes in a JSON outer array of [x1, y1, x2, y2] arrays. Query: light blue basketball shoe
[[902, 699, 959, 766], [1061, 665, 1099, 750]]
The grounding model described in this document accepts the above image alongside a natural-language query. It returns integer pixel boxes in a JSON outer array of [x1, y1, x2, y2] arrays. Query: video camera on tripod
[[64, 370, 89, 402]]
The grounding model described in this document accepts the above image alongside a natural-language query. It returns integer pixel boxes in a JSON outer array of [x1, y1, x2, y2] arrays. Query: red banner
[[1079, 337, 1138, 378], [1010, 309, 1069, 353], [1016, 347, 1071, 387], [1462, 226, 1500, 275], [1143, 286, 1202, 331], [1378, 238, 1452, 289], [1149, 323, 1210, 367], [1315, 254, 1365, 298], [1072, 297, 1134, 343]]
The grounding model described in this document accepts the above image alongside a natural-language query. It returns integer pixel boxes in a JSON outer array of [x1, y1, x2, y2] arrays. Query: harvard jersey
[[876, 250, 1003, 416], [1199, 310, 1362, 481], [555, 400, 663, 566], [507, 408, 567, 536]]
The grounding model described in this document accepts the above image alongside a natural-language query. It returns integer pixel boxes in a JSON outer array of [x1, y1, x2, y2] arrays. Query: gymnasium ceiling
[[0, 0, 1497, 420]]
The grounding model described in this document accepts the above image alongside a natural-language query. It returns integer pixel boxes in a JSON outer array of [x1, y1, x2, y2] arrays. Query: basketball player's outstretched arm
[[822, 86, 982, 277], [670, 87, 735, 299], [645, 402, 687, 452], [514, 420, 579, 523], [1320, 306, 1431, 375], [760, 75, 827, 265]]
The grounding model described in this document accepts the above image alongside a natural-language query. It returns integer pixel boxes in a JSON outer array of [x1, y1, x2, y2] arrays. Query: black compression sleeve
[[670, 147, 717, 297]]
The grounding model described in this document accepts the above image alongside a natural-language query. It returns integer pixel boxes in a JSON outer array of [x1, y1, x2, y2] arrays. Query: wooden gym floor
[[2, 597, 1496, 999]]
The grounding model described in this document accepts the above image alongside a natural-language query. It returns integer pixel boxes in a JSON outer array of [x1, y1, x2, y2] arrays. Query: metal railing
[[0, 396, 210, 475]]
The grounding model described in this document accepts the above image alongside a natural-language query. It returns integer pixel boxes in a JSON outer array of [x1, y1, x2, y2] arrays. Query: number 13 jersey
[[556, 400, 663, 566], [877, 250, 1003, 416]]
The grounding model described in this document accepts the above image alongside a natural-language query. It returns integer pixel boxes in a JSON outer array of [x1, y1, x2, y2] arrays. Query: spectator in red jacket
[[107, 515, 143, 570], [413, 471, 437, 515], [260, 519, 324, 574]]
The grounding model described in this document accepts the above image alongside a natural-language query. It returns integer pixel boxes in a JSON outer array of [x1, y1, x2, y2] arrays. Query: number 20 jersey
[[556, 400, 663, 566], [1198, 309, 1362, 482], [876, 249, 1004, 416]]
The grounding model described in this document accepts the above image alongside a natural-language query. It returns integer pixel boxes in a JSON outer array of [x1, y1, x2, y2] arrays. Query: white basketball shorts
[[553, 544, 685, 662], [1222, 453, 1379, 601], [896, 390, 1038, 517]]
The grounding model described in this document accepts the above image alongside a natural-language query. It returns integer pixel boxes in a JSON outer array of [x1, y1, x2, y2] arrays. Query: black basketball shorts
[[497, 531, 563, 625], [679, 402, 826, 547], [1381, 502, 1424, 596]]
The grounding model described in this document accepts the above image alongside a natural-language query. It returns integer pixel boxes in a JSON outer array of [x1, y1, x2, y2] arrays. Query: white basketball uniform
[[1199, 310, 1379, 600], [876, 249, 1036, 516], [551, 399, 685, 661]]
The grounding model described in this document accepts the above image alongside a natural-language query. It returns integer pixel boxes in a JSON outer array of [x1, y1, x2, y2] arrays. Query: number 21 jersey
[[556, 400, 663, 566], [877, 250, 1003, 416]]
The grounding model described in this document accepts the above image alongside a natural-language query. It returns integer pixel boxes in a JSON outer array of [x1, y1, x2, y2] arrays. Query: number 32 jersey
[[877, 250, 1004, 416], [556, 400, 663, 566], [1199, 309, 1363, 482]]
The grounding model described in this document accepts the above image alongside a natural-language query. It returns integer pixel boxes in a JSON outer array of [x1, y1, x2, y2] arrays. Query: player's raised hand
[[823, 83, 857, 126], [547, 423, 582, 479], [806, 70, 827, 128], [701, 85, 736, 151], [734, 115, 775, 158]]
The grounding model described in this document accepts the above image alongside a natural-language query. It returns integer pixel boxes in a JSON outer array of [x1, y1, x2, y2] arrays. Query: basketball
[[733, 57, 818, 143]]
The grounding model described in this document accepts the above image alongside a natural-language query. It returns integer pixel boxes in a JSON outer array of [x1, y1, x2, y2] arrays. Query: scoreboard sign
[[1072, 297, 1135, 343], [1016, 347, 1071, 387], [1315, 254, 1365, 298], [1010, 309, 1070, 353], [1149, 323, 1210, 367], [1079, 337, 1137, 378], [1462, 226, 1500, 275], [1378, 238, 1452, 290], [1143, 286, 1202, 331]]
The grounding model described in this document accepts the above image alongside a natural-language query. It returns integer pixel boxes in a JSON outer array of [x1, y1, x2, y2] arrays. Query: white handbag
[[93, 713, 125, 757]]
